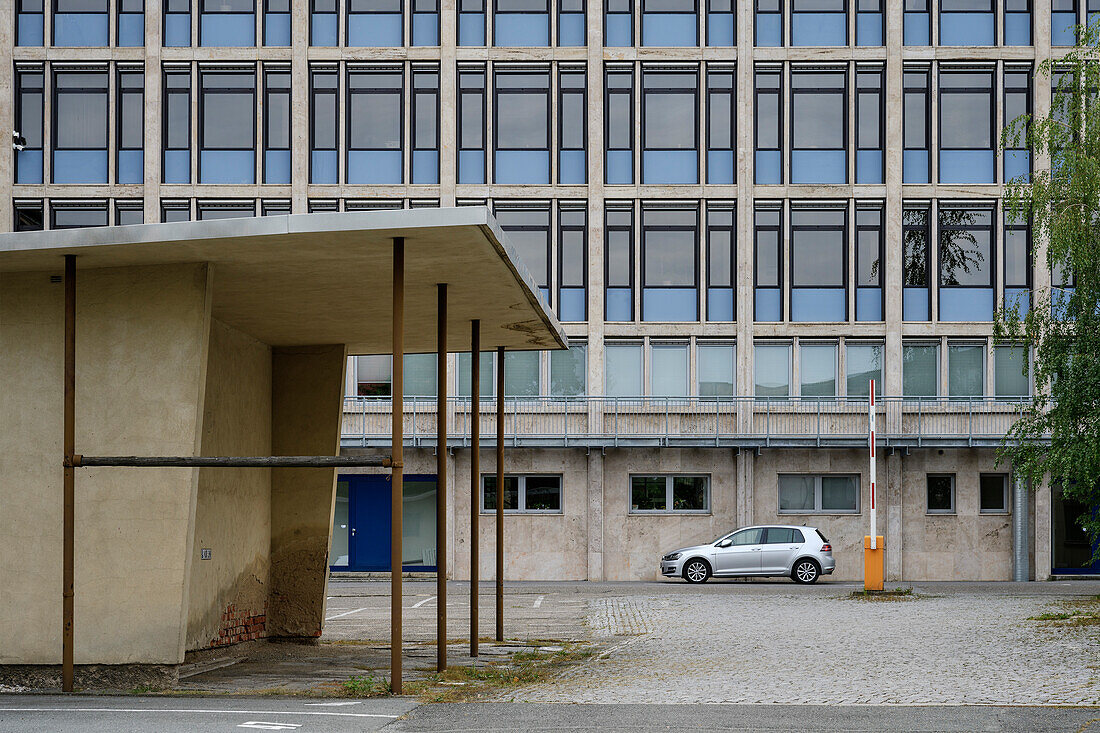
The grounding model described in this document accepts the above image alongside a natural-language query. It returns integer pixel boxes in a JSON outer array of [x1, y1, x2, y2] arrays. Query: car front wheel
[[792, 559, 820, 584], [682, 559, 711, 584]]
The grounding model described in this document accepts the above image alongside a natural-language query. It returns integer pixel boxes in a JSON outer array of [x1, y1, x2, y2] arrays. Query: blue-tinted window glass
[[165, 0, 191, 45], [902, 208, 930, 321], [494, 69, 551, 184], [605, 208, 634, 321], [642, 70, 698, 184], [939, 70, 995, 184], [558, 208, 587, 322], [459, 0, 486, 44], [264, 0, 291, 44], [458, 68, 486, 183], [199, 70, 256, 184], [163, 69, 191, 183], [412, 0, 439, 44], [1004, 214, 1030, 313], [791, 0, 846, 45], [497, 206, 552, 295], [347, 69, 403, 184], [264, 69, 291, 184], [707, 70, 735, 184], [642, 0, 697, 46], [605, 0, 633, 45], [755, 0, 782, 44], [939, 0, 994, 45], [855, 0, 882, 44], [790, 70, 846, 184], [856, 68, 884, 183], [605, 68, 634, 184], [1004, 0, 1031, 43], [310, 0, 337, 44], [117, 70, 144, 184], [310, 69, 338, 183], [939, 207, 994, 321], [754, 207, 782, 321], [118, 0, 144, 45], [200, 0, 255, 46], [15, 70, 44, 185], [706, 207, 735, 321], [1052, 0, 1077, 45], [903, 69, 930, 183], [558, 0, 585, 44], [15, 203, 44, 231], [642, 206, 699, 322], [1003, 70, 1031, 182], [494, 0, 550, 45], [903, 0, 929, 44], [53, 71, 109, 184], [706, 0, 734, 44], [755, 69, 782, 183], [17, 0, 44, 46], [54, 0, 108, 45], [559, 69, 587, 184], [855, 208, 883, 321], [348, 0, 402, 45], [52, 204, 108, 229], [411, 69, 440, 184], [790, 208, 846, 322]]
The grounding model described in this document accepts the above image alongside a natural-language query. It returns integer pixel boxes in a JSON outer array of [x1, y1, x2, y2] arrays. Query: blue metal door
[[339, 474, 438, 572]]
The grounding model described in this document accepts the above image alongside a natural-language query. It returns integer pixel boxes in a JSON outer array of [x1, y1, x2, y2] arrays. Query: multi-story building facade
[[6, 0, 1096, 582]]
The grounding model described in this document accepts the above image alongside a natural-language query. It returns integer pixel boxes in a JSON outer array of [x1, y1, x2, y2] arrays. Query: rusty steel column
[[62, 254, 75, 693], [390, 238, 405, 694], [469, 319, 480, 657], [436, 284, 447, 671], [495, 346, 504, 642]]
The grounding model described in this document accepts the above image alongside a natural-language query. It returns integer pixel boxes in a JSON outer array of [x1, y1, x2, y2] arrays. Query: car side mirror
[[716, 539, 732, 548]]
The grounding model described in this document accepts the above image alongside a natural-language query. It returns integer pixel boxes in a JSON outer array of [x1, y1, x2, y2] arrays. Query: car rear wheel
[[682, 559, 711, 584], [792, 559, 820, 584]]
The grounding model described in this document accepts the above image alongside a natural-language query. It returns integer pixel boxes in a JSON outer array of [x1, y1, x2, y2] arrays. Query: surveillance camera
[[12, 131, 26, 151]]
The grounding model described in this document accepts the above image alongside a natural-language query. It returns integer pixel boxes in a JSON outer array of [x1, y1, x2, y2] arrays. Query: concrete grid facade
[[2, 0, 1085, 584]]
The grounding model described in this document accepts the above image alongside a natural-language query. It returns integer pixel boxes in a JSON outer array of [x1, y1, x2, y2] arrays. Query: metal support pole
[[470, 320, 480, 657], [495, 346, 505, 642], [436, 284, 447, 671], [1013, 472, 1030, 581], [62, 254, 75, 693], [390, 238, 404, 695]]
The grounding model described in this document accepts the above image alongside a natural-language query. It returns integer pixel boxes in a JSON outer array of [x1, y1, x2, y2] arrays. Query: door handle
[[351, 528, 356, 536], [752, 547, 762, 551]]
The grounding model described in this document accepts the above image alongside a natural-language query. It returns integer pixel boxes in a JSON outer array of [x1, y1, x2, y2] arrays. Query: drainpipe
[[1013, 472, 1029, 581]]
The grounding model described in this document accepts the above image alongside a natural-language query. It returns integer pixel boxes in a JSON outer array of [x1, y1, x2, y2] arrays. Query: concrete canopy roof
[[0, 207, 567, 354]]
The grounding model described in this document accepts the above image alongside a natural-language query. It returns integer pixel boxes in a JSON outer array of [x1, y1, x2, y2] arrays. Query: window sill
[[629, 510, 711, 516]]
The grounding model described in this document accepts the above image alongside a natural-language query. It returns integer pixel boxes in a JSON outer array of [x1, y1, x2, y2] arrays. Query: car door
[[713, 528, 765, 574], [759, 527, 805, 573]]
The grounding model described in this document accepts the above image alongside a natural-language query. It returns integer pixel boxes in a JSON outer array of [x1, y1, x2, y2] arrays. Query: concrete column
[[1013, 472, 1030, 581], [1034, 475, 1052, 581], [737, 450, 754, 527], [885, 451, 904, 581], [267, 344, 347, 639], [586, 448, 604, 581]]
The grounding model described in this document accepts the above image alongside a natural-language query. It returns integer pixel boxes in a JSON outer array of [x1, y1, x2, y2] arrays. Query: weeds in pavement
[[1029, 597, 1100, 626], [848, 587, 915, 601], [339, 674, 391, 697]]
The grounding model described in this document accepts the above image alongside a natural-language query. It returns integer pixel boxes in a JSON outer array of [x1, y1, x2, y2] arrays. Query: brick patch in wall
[[210, 603, 266, 648]]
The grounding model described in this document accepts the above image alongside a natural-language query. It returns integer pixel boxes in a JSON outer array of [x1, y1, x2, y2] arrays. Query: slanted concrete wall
[[267, 345, 346, 639], [186, 318, 272, 651], [0, 263, 211, 665]]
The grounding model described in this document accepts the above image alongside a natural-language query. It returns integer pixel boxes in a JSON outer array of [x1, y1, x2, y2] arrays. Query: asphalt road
[[3, 697, 1100, 732]]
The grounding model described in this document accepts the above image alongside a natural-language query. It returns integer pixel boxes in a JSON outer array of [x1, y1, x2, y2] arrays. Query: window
[[605, 205, 635, 320], [903, 342, 938, 397], [200, 0, 254, 45], [698, 343, 735, 396], [262, 199, 291, 216], [308, 199, 338, 213], [707, 69, 736, 184], [706, 205, 735, 320], [483, 475, 562, 513], [641, 205, 698, 321], [939, 206, 994, 321], [53, 71, 108, 184], [903, 69, 930, 183], [995, 345, 1029, 397], [800, 343, 837, 397], [605, 66, 634, 184], [1005, 0, 1030, 43], [51, 201, 108, 229], [779, 474, 860, 513], [902, 206, 930, 320], [199, 70, 256, 184], [412, 0, 440, 44], [161, 200, 190, 222], [115, 201, 143, 225], [310, 68, 338, 184], [558, 206, 587, 321], [411, 68, 440, 184], [641, 0, 697, 46], [755, 342, 790, 396], [846, 343, 883, 396], [198, 200, 256, 220], [791, 0, 846, 46], [458, 68, 486, 183], [558, 0, 585, 44], [264, 69, 291, 184], [939, 70, 995, 184], [855, 206, 883, 320], [355, 353, 438, 397], [1003, 69, 1032, 182], [494, 69, 551, 184], [707, 0, 734, 44], [494, 0, 550, 45], [754, 205, 782, 321], [791, 70, 846, 184], [457, 351, 495, 396], [939, 0, 994, 45], [856, 0, 883, 44], [980, 474, 1009, 513], [1052, 0, 1076, 45], [504, 351, 541, 395], [165, 0, 191, 46], [497, 204, 552, 300], [14, 201, 44, 231], [766, 527, 805, 543], [1004, 211, 1030, 313], [790, 207, 846, 321], [14, 68, 43, 185], [927, 474, 955, 514], [904, 0, 930, 44], [550, 343, 586, 395], [347, 68, 403, 184], [630, 475, 709, 513], [115, 70, 144, 185], [118, 0, 144, 45], [558, 68, 587, 184], [17, 0, 44, 46], [651, 343, 689, 396], [264, 0, 291, 45], [348, 0, 402, 46], [948, 342, 984, 397], [855, 68, 884, 183], [605, 0, 633, 45], [164, 67, 192, 184], [54, 0, 108, 45], [755, 0, 782, 45], [755, 68, 782, 184], [310, 0, 337, 45], [606, 343, 642, 396], [459, 0, 486, 45]]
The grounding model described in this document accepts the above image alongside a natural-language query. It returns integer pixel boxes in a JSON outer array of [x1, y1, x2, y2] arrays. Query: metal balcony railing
[[340, 395, 1038, 449]]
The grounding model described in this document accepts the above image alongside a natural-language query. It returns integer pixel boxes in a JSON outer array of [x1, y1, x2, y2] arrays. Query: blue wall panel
[[641, 13, 697, 46], [495, 150, 550, 184], [412, 13, 439, 45], [754, 288, 782, 322], [347, 150, 401, 184], [903, 149, 929, 183], [856, 149, 883, 183], [755, 14, 781, 45], [1052, 12, 1076, 45], [412, 150, 439, 184], [458, 150, 485, 183], [558, 288, 586, 322], [856, 287, 882, 321], [54, 13, 108, 45], [939, 150, 995, 184], [856, 12, 882, 44], [643, 288, 697, 321], [458, 12, 486, 44], [559, 13, 585, 44], [53, 150, 108, 184], [605, 15, 632, 45], [1004, 150, 1030, 182], [265, 149, 292, 184], [642, 150, 697, 184], [165, 14, 191, 45], [707, 288, 734, 321], [755, 150, 782, 184], [16, 150, 43, 184], [707, 150, 735, 184], [1004, 287, 1030, 317], [200, 150, 255, 184], [311, 14, 337, 45], [17, 14, 44, 45], [1004, 13, 1031, 44], [606, 150, 633, 184], [903, 287, 930, 321], [903, 13, 929, 44], [606, 288, 632, 321], [265, 14, 291, 45], [118, 14, 144, 45], [494, 14, 549, 45], [939, 287, 994, 322], [348, 14, 402, 45], [938, 12, 994, 44], [559, 150, 586, 184], [164, 150, 190, 183], [117, 150, 143, 184], [791, 288, 845, 322], [311, 150, 338, 183], [200, 13, 255, 46], [707, 13, 734, 45], [791, 150, 846, 184], [791, 13, 846, 45]]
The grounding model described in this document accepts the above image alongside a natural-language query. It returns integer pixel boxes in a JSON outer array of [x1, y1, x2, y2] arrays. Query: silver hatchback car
[[660, 525, 835, 584]]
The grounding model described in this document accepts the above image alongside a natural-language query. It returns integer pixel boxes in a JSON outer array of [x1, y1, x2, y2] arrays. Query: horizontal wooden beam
[[68, 455, 391, 468]]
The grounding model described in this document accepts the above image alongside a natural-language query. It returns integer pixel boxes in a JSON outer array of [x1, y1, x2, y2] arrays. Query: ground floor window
[[482, 474, 563, 513], [927, 473, 956, 514], [778, 474, 860, 514], [630, 475, 710, 513], [980, 473, 1009, 514]]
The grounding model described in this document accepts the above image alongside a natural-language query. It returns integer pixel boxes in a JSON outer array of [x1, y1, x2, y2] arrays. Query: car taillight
[[821, 544, 832, 552]]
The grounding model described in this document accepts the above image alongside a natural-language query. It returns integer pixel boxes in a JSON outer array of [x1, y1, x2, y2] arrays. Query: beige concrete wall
[[268, 345, 346, 639], [185, 318, 272, 651], [0, 263, 211, 665]]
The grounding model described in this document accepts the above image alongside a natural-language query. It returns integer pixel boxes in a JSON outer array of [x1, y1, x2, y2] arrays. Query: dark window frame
[[197, 68, 257, 184], [52, 69, 109, 153], [754, 68, 783, 183], [706, 204, 736, 293], [938, 68, 996, 153], [345, 67, 404, 164], [557, 67, 587, 181], [604, 0, 634, 45], [855, 67, 884, 166], [903, 67, 931, 153], [706, 67, 736, 160], [481, 473, 564, 514], [557, 0, 585, 44], [263, 67, 291, 181], [753, 205, 783, 290], [903, 205, 931, 287], [346, 0, 403, 46], [778, 473, 862, 514], [789, 206, 848, 315], [629, 474, 711, 514], [938, 204, 996, 289], [639, 204, 700, 320], [640, 68, 699, 182], [926, 473, 956, 514], [15, 68, 44, 157], [1003, 212, 1031, 290], [50, 201, 109, 229], [856, 205, 884, 289], [754, 0, 783, 45], [457, 67, 487, 180], [493, 0, 550, 46], [411, 67, 440, 152], [495, 203, 553, 292], [604, 66, 635, 180], [116, 68, 144, 182], [557, 204, 588, 321], [492, 67, 552, 158], [789, 68, 848, 182], [605, 204, 636, 321], [309, 67, 339, 180]]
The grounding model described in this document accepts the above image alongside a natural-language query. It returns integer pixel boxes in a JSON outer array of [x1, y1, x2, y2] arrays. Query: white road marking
[[412, 595, 436, 608], [0, 707, 399, 719], [325, 607, 368, 621], [239, 723, 301, 731], [533, 595, 545, 608], [303, 701, 362, 707]]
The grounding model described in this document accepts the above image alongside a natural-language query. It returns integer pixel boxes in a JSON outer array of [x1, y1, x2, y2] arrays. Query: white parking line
[[411, 595, 436, 609], [325, 607, 368, 621], [0, 708, 398, 719], [533, 595, 544, 608]]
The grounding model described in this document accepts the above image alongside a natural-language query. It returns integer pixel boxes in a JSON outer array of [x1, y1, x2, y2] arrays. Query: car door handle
[[751, 548, 762, 551]]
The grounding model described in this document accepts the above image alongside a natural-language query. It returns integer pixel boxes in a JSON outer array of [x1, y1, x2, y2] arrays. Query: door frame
[[331, 473, 438, 573]]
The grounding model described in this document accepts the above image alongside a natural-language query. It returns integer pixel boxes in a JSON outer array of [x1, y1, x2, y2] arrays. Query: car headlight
[[663, 552, 682, 562]]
